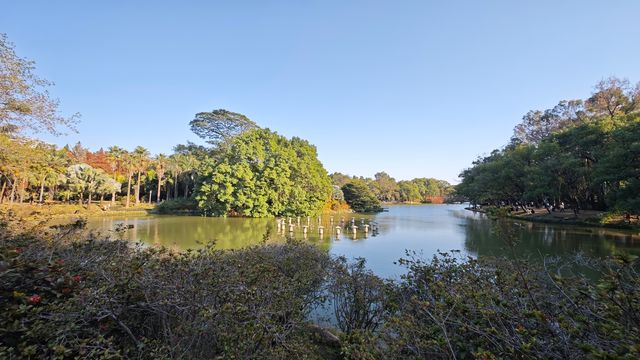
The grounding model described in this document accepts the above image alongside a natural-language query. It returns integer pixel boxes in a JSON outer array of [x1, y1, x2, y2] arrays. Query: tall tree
[[123, 151, 135, 208], [189, 109, 257, 145], [106, 146, 125, 206], [154, 154, 167, 202], [167, 155, 184, 200], [0, 33, 79, 135], [132, 146, 150, 206], [177, 154, 199, 198], [586, 77, 637, 119], [372, 172, 399, 202]]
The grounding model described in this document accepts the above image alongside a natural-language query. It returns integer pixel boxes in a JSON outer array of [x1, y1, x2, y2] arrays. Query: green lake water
[[87, 204, 640, 278]]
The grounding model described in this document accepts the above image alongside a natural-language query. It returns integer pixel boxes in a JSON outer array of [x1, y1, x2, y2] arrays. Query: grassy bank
[[0, 203, 153, 221], [1, 214, 638, 359]]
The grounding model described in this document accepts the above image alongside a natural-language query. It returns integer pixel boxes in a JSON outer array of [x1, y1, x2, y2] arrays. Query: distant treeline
[[329, 172, 455, 204], [457, 77, 640, 213]]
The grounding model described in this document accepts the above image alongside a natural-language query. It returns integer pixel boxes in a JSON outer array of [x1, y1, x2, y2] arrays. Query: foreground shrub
[[2, 212, 639, 359], [0, 215, 331, 359], [381, 251, 640, 359]]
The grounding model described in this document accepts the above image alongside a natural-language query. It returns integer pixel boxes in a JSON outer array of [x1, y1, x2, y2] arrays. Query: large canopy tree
[[196, 128, 331, 217], [189, 109, 257, 146]]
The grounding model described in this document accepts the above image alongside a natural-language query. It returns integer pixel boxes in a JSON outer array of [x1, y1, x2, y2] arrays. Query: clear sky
[[3, 1, 640, 183]]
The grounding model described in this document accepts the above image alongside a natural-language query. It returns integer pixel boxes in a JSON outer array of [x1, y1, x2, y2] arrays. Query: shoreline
[[466, 207, 640, 231], [0, 203, 152, 220]]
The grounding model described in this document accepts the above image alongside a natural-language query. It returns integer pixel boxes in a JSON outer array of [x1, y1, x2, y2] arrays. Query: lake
[[88, 204, 640, 278]]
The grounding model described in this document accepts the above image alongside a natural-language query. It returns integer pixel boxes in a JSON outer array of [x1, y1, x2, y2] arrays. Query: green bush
[[153, 198, 199, 214]]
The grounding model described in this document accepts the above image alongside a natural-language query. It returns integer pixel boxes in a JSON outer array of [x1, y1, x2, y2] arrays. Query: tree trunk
[[184, 177, 189, 198], [0, 180, 6, 203], [79, 191, 83, 206], [100, 193, 104, 205], [112, 171, 119, 207], [39, 176, 46, 203], [9, 178, 16, 204], [19, 178, 27, 203], [148, 190, 152, 204], [135, 172, 141, 206], [88, 191, 93, 208], [126, 171, 133, 208], [174, 174, 178, 199], [157, 174, 162, 203]]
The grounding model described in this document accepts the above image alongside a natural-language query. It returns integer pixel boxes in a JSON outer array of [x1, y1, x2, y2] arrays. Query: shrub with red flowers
[[26, 294, 41, 305]]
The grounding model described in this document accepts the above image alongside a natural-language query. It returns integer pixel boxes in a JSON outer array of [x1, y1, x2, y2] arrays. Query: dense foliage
[[2, 215, 639, 359], [330, 172, 454, 204], [458, 77, 640, 213], [196, 128, 332, 217], [341, 180, 383, 213], [0, 136, 200, 208]]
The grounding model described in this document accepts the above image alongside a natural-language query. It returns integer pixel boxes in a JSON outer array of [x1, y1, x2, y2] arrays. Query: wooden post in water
[[364, 224, 369, 233]]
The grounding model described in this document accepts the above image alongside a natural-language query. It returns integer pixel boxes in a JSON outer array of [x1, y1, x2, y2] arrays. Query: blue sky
[[3, 1, 640, 183]]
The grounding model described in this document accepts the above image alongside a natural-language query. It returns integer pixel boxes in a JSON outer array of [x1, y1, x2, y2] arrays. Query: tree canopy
[[196, 128, 332, 217], [189, 109, 258, 145], [341, 180, 383, 213], [458, 77, 640, 213]]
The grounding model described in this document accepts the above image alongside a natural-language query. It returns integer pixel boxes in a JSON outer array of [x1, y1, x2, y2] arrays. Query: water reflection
[[461, 213, 640, 259], [87, 204, 640, 278]]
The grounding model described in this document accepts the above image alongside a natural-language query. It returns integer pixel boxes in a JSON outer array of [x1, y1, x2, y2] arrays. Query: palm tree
[[132, 146, 150, 206], [167, 155, 184, 200], [66, 164, 100, 208], [154, 154, 167, 202], [123, 151, 135, 208], [106, 146, 125, 206], [178, 154, 199, 198]]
